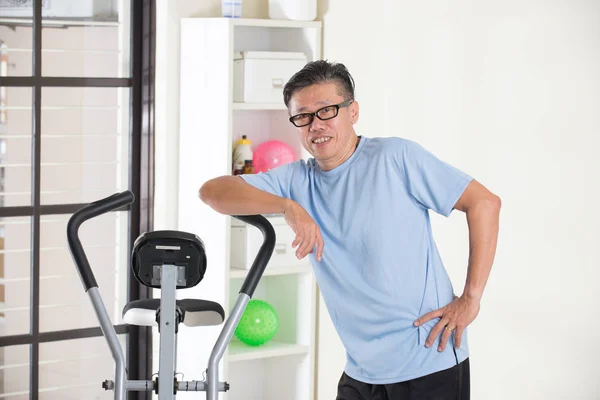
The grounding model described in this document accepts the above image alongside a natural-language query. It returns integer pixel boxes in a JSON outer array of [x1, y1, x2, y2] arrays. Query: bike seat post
[[156, 262, 181, 399]]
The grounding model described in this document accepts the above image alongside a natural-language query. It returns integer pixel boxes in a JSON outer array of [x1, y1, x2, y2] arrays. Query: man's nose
[[309, 115, 326, 131]]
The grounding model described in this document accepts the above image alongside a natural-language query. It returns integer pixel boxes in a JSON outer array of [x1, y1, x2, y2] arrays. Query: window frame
[[0, 1, 155, 399]]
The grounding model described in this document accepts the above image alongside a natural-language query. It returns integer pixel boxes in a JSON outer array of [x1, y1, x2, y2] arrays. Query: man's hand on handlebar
[[283, 200, 324, 262]]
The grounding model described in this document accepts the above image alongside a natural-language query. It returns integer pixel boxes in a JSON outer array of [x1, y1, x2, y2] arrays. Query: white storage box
[[233, 51, 307, 103], [230, 216, 307, 269]]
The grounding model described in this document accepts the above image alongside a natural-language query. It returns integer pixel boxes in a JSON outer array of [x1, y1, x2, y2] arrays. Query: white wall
[[157, 0, 600, 399], [319, 0, 600, 399]]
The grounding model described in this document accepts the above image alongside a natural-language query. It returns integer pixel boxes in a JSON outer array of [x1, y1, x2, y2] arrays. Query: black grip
[[67, 191, 135, 292], [233, 215, 276, 297]]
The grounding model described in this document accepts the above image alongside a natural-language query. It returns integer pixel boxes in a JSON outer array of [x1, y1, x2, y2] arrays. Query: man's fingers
[[425, 319, 448, 348], [438, 325, 455, 352], [292, 234, 301, 248], [294, 226, 314, 258], [291, 224, 323, 260], [316, 232, 324, 261], [454, 327, 464, 349], [297, 235, 315, 259], [414, 309, 443, 327]]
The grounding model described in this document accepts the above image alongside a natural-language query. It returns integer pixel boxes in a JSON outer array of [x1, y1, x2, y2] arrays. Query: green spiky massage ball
[[235, 299, 278, 346]]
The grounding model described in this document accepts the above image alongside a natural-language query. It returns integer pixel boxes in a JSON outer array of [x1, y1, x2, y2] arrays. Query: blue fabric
[[240, 136, 473, 384]]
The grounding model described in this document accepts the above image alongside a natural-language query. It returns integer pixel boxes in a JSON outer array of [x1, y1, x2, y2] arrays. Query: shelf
[[230, 264, 312, 279], [232, 102, 287, 111], [231, 18, 321, 29], [228, 340, 310, 362], [179, 17, 320, 399]]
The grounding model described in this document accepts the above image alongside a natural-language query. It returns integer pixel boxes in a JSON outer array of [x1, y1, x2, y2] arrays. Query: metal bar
[[176, 381, 202, 392], [39, 325, 129, 343], [128, 2, 155, 398], [178, 381, 206, 392], [0, 76, 132, 87], [207, 294, 250, 399], [157, 265, 178, 400], [0, 334, 33, 347], [0, 206, 32, 217], [88, 288, 127, 400], [176, 381, 228, 392], [125, 380, 155, 391], [30, 1, 43, 398]]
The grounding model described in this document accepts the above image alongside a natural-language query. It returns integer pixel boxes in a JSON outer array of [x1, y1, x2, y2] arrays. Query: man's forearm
[[463, 197, 501, 301], [199, 176, 290, 216]]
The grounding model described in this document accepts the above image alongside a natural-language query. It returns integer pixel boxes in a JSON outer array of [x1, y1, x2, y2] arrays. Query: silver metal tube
[[158, 265, 179, 400], [126, 380, 155, 391], [177, 380, 228, 392], [177, 380, 206, 391], [88, 288, 126, 400], [206, 293, 250, 400]]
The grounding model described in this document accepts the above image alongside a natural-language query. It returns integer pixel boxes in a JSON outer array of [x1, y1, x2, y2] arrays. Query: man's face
[[288, 82, 359, 165]]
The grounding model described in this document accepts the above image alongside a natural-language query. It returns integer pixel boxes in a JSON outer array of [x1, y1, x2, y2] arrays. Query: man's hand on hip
[[413, 294, 481, 351]]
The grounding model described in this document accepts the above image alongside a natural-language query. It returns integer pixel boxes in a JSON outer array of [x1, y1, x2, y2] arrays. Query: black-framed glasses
[[289, 99, 353, 127]]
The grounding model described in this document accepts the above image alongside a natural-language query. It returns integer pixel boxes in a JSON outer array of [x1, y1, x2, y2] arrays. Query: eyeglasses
[[289, 100, 353, 127]]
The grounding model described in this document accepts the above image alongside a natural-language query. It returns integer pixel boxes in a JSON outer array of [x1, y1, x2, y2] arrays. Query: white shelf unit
[[178, 18, 322, 400]]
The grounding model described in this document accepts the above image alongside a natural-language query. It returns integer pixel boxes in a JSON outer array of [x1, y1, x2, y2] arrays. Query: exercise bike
[[67, 190, 275, 399]]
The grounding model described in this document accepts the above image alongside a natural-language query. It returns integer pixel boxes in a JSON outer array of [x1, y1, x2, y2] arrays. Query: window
[[0, 1, 155, 399]]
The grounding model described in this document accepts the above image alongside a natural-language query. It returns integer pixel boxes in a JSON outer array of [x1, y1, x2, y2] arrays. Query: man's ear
[[350, 100, 360, 124]]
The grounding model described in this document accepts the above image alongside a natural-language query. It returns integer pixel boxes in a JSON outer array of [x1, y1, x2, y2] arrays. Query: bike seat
[[122, 298, 225, 327]]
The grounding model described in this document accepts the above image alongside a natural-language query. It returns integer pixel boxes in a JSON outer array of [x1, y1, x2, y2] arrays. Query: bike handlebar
[[232, 215, 276, 298], [67, 190, 275, 298], [67, 191, 135, 292]]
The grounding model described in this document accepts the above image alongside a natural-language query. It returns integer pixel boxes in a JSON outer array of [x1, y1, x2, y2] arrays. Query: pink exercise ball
[[253, 140, 296, 173]]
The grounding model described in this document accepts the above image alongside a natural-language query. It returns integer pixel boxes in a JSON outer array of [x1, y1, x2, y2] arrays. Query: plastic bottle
[[233, 135, 253, 173], [233, 162, 245, 175], [243, 160, 254, 175], [222, 0, 242, 18]]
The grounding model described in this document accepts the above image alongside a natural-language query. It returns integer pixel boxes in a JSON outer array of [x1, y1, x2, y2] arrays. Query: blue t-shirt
[[240, 136, 473, 384]]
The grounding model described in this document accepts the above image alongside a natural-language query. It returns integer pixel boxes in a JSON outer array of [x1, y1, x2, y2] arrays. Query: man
[[199, 60, 501, 400]]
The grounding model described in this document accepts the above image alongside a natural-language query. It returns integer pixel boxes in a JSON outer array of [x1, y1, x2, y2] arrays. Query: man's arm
[[199, 176, 290, 216], [199, 176, 325, 261], [415, 179, 501, 350], [453, 179, 501, 302]]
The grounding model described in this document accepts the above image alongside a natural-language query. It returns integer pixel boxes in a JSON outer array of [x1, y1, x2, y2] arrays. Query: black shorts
[[336, 358, 470, 400]]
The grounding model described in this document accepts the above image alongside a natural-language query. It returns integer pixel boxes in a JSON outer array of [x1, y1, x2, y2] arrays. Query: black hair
[[283, 60, 356, 108]]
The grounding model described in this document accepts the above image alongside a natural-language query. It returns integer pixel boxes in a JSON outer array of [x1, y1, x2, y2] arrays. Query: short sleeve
[[398, 140, 473, 217], [239, 162, 295, 199]]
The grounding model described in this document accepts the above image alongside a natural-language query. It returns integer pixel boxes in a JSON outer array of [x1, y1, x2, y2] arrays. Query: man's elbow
[[478, 193, 501, 217], [489, 193, 502, 212], [495, 194, 502, 209], [198, 178, 218, 205]]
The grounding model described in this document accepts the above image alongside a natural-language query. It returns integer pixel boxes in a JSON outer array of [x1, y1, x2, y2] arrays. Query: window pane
[[0, 87, 31, 207], [41, 0, 130, 78], [0, 217, 30, 337], [40, 211, 129, 332], [39, 335, 126, 400], [0, 344, 29, 399], [0, 8, 32, 77], [41, 87, 130, 205]]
